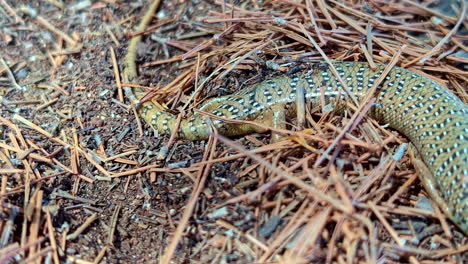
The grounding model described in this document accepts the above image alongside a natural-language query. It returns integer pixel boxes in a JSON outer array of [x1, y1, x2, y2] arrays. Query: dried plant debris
[[0, 0, 467, 263]]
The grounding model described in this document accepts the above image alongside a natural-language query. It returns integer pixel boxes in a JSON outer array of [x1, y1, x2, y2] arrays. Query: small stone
[[259, 215, 282, 238], [206, 207, 229, 219]]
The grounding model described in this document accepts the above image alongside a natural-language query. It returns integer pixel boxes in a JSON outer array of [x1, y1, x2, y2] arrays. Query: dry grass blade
[[160, 136, 218, 264], [216, 134, 352, 214]]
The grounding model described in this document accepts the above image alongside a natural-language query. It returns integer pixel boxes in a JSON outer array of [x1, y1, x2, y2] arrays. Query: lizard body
[[135, 61, 468, 233]]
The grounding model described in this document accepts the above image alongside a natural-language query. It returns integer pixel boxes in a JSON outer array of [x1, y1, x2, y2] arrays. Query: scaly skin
[[136, 61, 468, 233]]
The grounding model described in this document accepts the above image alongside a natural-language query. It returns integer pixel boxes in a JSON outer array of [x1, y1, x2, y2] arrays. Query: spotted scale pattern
[[137, 61, 468, 233]]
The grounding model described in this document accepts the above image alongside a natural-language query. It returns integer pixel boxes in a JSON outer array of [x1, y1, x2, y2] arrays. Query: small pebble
[[259, 215, 282, 238], [206, 207, 229, 219]]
